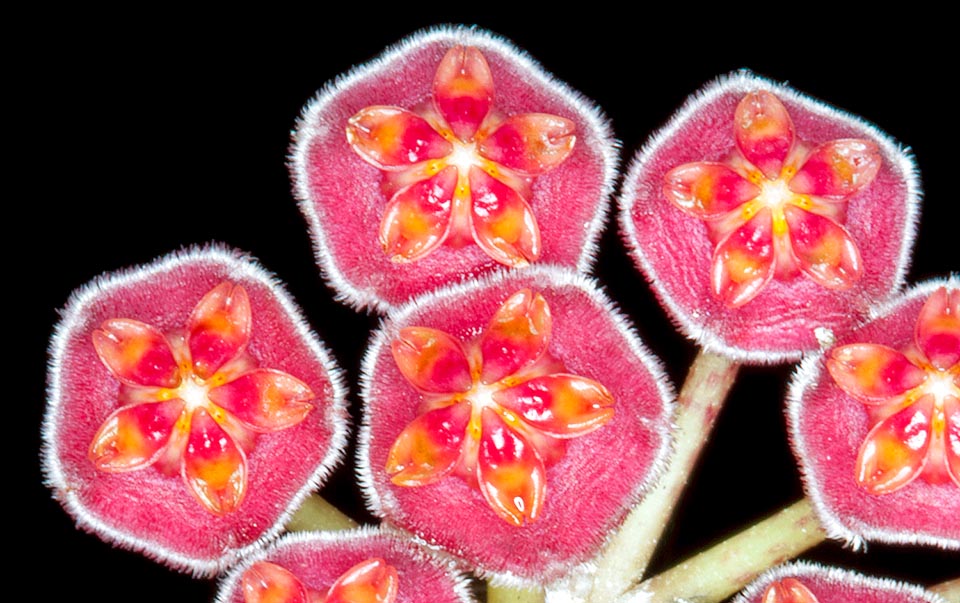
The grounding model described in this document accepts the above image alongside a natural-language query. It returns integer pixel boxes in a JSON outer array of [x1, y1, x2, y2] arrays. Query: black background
[[20, 14, 956, 601]]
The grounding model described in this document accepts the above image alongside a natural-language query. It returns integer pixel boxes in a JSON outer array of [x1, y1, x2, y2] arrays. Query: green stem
[[627, 498, 826, 603], [931, 577, 960, 603], [286, 494, 358, 532], [486, 584, 546, 603], [588, 350, 740, 603]]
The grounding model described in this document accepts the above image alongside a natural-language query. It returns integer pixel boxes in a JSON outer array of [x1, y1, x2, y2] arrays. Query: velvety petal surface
[[242, 562, 311, 603]]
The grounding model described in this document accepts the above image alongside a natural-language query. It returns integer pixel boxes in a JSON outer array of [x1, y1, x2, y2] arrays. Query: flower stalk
[[286, 494, 358, 532], [487, 584, 546, 603], [930, 577, 960, 603]]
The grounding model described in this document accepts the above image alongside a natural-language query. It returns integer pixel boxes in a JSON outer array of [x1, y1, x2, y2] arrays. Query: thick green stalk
[[487, 584, 546, 603], [931, 577, 960, 603], [286, 494, 358, 532]]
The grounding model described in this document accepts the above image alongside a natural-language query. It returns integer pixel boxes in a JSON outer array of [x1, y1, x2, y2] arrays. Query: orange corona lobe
[[385, 289, 614, 525], [762, 578, 820, 603], [242, 559, 399, 603]]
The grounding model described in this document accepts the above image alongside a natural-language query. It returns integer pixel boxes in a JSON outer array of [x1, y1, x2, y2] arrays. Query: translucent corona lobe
[[664, 90, 878, 308], [346, 45, 575, 267], [242, 558, 399, 603], [384, 288, 614, 526], [88, 281, 316, 515]]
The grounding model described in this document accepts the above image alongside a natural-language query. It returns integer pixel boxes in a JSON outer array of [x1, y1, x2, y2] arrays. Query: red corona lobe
[[242, 558, 399, 603], [761, 578, 820, 603]]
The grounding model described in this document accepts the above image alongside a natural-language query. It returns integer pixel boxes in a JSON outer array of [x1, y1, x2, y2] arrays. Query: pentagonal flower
[[215, 529, 473, 603], [733, 562, 947, 603], [359, 266, 673, 585], [789, 277, 960, 550], [292, 26, 617, 312], [43, 247, 350, 574], [620, 72, 918, 363]]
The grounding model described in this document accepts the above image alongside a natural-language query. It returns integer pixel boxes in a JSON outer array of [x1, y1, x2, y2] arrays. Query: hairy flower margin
[[732, 562, 948, 603], [620, 71, 919, 363], [789, 277, 960, 551], [42, 247, 350, 574], [358, 266, 674, 586], [291, 26, 618, 312]]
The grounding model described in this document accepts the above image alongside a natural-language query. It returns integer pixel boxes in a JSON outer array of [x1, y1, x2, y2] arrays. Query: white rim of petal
[[41, 244, 352, 576], [787, 276, 960, 551], [730, 560, 948, 603], [213, 526, 476, 603], [356, 263, 676, 587], [618, 70, 921, 365], [290, 25, 619, 313]]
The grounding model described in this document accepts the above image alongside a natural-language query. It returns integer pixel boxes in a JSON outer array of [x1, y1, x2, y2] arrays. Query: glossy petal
[[493, 374, 614, 437], [915, 287, 960, 370], [346, 107, 453, 170], [663, 162, 760, 219], [478, 114, 576, 175], [188, 282, 251, 380], [856, 394, 934, 494], [183, 408, 247, 515], [826, 344, 927, 403], [92, 319, 179, 388], [469, 167, 541, 267], [433, 45, 493, 142], [479, 288, 552, 384], [385, 402, 470, 486], [946, 394, 960, 487], [326, 558, 399, 603], [379, 166, 456, 263], [391, 327, 472, 394], [784, 204, 862, 289], [734, 90, 795, 179], [477, 408, 546, 526], [89, 399, 184, 471], [208, 369, 314, 432], [761, 578, 820, 603], [242, 561, 311, 603], [788, 139, 881, 198], [711, 208, 776, 307]]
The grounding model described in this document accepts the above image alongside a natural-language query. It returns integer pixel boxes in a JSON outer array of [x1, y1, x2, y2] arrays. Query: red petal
[[183, 408, 247, 515], [188, 282, 251, 380], [88, 399, 184, 471], [855, 394, 934, 494], [208, 369, 314, 432], [468, 167, 540, 267], [915, 287, 960, 370], [379, 166, 456, 263], [478, 113, 576, 175], [710, 208, 775, 307], [945, 394, 960, 488], [762, 578, 820, 603], [92, 319, 180, 388], [788, 139, 881, 198], [391, 327, 472, 394], [346, 106, 453, 170], [479, 288, 552, 384], [477, 408, 546, 526], [433, 45, 493, 142], [735, 90, 795, 179], [784, 205, 862, 289], [326, 558, 399, 603], [385, 402, 470, 487], [242, 561, 311, 603], [662, 162, 759, 219], [826, 344, 926, 404], [493, 374, 614, 438]]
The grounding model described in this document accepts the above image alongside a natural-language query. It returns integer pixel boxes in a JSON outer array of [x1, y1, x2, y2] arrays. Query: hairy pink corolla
[[384, 287, 615, 527], [789, 278, 960, 550], [621, 72, 918, 363], [43, 247, 350, 574], [216, 530, 474, 603], [292, 27, 617, 311], [734, 562, 947, 603], [359, 266, 673, 585]]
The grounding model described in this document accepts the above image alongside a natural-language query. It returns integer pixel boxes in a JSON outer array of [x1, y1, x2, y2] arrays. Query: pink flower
[[620, 72, 918, 362], [241, 558, 398, 603], [358, 266, 673, 585], [43, 247, 350, 573], [789, 278, 960, 550], [291, 27, 617, 311]]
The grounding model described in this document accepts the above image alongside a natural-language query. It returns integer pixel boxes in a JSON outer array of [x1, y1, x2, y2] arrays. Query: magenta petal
[[620, 72, 918, 363], [292, 27, 617, 312], [360, 266, 673, 584], [43, 247, 350, 574]]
